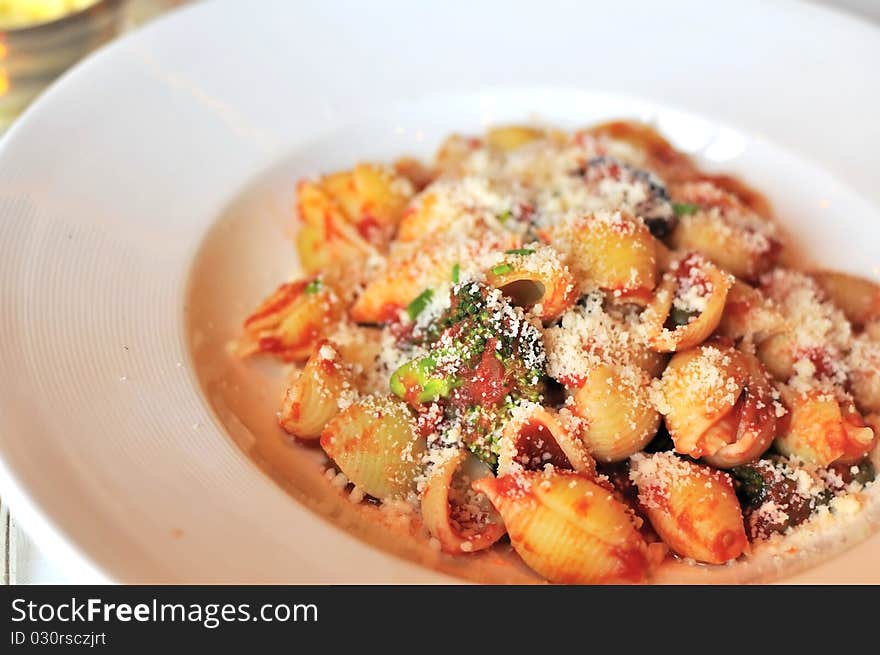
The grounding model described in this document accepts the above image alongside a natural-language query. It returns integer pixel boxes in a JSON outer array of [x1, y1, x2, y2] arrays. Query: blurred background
[[0, 0, 191, 132], [0, 0, 878, 584]]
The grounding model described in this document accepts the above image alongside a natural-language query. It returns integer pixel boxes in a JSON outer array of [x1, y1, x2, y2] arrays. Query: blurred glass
[[0, 0, 190, 131]]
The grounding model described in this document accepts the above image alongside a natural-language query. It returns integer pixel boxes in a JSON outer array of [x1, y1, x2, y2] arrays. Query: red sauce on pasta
[[460, 340, 511, 406], [514, 421, 571, 470], [243, 280, 308, 327], [228, 119, 879, 585]]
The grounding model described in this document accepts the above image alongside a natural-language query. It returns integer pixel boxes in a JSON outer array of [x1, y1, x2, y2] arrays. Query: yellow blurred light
[[0, 1, 97, 30]]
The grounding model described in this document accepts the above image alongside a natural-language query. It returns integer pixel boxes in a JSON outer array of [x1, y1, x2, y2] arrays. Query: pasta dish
[[233, 121, 879, 583]]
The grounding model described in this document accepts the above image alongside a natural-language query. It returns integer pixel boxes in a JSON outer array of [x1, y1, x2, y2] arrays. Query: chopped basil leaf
[[491, 263, 514, 276], [672, 202, 700, 216], [497, 209, 512, 223], [304, 279, 322, 295], [406, 288, 434, 320], [451, 263, 460, 283], [505, 248, 535, 256]]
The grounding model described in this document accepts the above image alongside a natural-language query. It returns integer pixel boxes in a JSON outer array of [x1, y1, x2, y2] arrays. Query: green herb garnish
[[406, 288, 434, 321], [504, 248, 535, 256], [451, 263, 461, 283], [304, 278, 322, 295], [497, 209, 512, 224], [491, 263, 514, 276], [672, 202, 700, 216], [390, 356, 461, 404]]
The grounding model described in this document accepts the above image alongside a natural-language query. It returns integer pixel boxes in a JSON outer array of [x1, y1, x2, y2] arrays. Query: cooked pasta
[[295, 164, 414, 273], [473, 471, 650, 583], [849, 331, 880, 413], [812, 271, 880, 327], [496, 403, 595, 475], [774, 388, 875, 467], [642, 252, 734, 352], [656, 341, 776, 467], [483, 245, 577, 322], [236, 276, 343, 362], [279, 342, 356, 439], [551, 209, 657, 305], [571, 363, 661, 462], [717, 279, 784, 345], [668, 181, 779, 280], [420, 449, 506, 553], [629, 452, 748, 564], [320, 397, 426, 500], [235, 120, 878, 584]]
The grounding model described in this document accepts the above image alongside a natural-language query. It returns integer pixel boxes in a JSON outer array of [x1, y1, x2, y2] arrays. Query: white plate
[[1, 0, 879, 583]]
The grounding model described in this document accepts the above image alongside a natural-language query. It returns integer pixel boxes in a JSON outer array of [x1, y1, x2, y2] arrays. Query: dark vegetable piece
[[579, 156, 676, 238], [731, 459, 825, 539], [829, 458, 875, 487]]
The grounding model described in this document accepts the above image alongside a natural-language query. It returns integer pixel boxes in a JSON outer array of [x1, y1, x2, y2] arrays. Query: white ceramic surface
[[1, 0, 879, 583]]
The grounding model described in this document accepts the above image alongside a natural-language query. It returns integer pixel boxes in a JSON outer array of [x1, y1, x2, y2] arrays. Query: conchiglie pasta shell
[[671, 214, 773, 280], [774, 389, 847, 466], [555, 212, 657, 304], [659, 343, 748, 458], [643, 260, 733, 353], [756, 332, 796, 381], [474, 472, 649, 584], [851, 363, 880, 415], [718, 280, 785, 344], [296, 180, 375, 270], [486, 260, 577, 323], [848, 332, 880, 414], [630, 453, 747, 564], [701, 353, 776, 468], [279, 347, 354, 439], [317, 164, 413, 243], [295, 224, 333, 275], [837, 403, 877, 465], [351, 232, 519, 323], [397, 193, 457, 243], [572, 364, 660, 462], [393, 157, 434, 192], [350, 244, 453, 324], [691, 173, 775, 219], [774, 385, 875, 466], [865, 414, 880, 444], [485, 125, 546, 151], [435, 133, 482, 176], [668, 180, 778, 280], [320, 398, 425, 500], [812, 271, 880, 327], [420, 450, 505, 553], [297, 179, 345, 232], [237, 281, 341, 362], [581, 121, 697, 182], [497, 406, 595, 475], [332, 326, 383, 388]]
